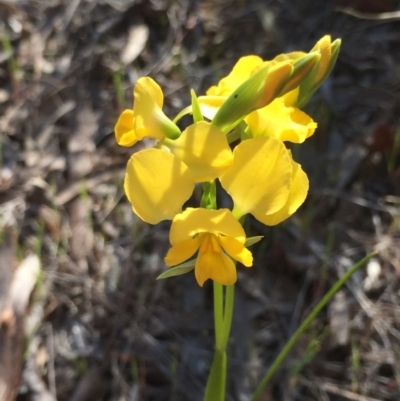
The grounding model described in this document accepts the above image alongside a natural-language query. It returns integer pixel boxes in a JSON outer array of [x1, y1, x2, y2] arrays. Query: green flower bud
[[297, 36, 341, 107], [212, 53, 320, 134]]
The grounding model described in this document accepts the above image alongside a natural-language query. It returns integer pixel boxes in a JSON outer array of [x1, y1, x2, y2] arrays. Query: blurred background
[[1, 0, 400, 400]]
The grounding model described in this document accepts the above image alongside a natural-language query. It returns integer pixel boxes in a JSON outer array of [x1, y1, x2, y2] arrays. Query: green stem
[[204, 350, 227, 401], [204, 282, 226, 401], [250, 251, 377, 401], [221, 284, 235, 349], [213, 281, 224, 351]]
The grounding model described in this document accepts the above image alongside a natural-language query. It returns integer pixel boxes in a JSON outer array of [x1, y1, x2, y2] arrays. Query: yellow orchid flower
[[173, 52, 319, 130], [245, 97, 317, 143], [115, 77, 181, 147], [164, 208, 253, 286], [219, 137, 308, 225], [124, 148, 195, 224], [192, 36, 339, 126]]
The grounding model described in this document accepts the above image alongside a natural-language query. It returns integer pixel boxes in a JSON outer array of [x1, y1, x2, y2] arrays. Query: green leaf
[[156, 259, 196, 280], [250, 251, 377, 401]]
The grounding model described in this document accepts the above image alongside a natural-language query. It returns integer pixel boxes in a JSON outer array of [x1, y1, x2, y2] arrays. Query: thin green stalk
[[204, 350, 227, 401], [213, 281, 224, 351], [221, 284, 235, 349], [1, 32, 20, 89], [250, 251, 377, 401], [204, 282, 226, 401], [112, 67, 126, 110], [388, 125, 400, 173]]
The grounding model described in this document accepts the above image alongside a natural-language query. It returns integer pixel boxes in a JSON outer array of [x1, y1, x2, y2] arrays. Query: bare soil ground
[[1, 0, 400, 400]]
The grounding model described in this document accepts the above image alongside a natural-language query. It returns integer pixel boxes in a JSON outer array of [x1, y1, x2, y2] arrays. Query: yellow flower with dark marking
[[165, 208, 253, 286]]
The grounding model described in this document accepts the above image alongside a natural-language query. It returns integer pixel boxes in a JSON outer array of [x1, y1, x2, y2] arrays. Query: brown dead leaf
[[67, 197, 94, 274], [0, 254, 40, 401], [328, 290, 349, 347], [68, 103, 98, 178], [120, 24, 149, 65]]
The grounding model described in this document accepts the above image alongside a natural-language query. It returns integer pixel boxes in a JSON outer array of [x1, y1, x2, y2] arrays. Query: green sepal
[[245, 236, 264, 247], [279, 52, 321, 94], [160, 117, 182, 140], [156, 259, 195, 280], [191, 89, 204, 123]]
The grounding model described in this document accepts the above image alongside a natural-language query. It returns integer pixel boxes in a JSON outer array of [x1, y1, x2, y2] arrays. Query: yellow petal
[[114, 109, 138, 147], [164, 237, 201, 266], [133, 77, 181, 141], [311, 35, 332, 85], [218, 236, 253, 267], [169, 208, 246, 245], [198, 96, 227, 120], [256, 156, 309, 226], [168, 121, 233, 182], [273, 51, 307, 63], [246, 98, 317, 143], [124, 149, 195, 224], [195, 233, 237, 286], [282, 88, 299, 107], [206, 55, 264, 97], [220, 137, 292, 218]]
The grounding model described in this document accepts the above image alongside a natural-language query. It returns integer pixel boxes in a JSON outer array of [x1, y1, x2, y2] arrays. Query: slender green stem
[[250, 251, 377, 401], [204, 350, 227, 401], [213, 281, 224, 351], [205, 282, 227, 401], [221, 284, 235, 349]]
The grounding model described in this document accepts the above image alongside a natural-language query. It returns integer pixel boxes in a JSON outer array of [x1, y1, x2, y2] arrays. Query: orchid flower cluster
[[115, 36, 340, 288]]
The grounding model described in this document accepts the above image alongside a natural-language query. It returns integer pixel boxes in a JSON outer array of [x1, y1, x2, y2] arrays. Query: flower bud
[[212, 53, 320, 133], [297, 36, 341, 107]]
